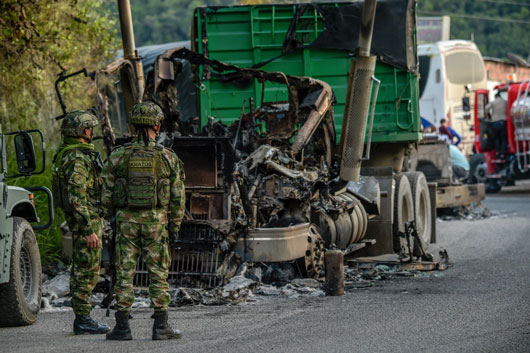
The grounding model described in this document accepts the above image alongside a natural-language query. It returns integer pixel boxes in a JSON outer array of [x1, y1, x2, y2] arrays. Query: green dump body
[[192, 3, 421, 144]]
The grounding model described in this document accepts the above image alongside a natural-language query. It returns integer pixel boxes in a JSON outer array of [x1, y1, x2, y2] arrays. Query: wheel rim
[[19, 244, 32, 301], [475, 162, 488, 183]]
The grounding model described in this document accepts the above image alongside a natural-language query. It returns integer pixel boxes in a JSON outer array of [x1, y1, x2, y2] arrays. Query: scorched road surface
[[1, 187, 529, 353]]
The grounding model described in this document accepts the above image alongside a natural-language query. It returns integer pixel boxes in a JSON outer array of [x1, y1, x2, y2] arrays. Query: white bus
[[419, 40, 487, 154]]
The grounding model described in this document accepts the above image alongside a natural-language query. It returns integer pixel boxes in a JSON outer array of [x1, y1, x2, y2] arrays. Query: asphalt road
[[1, 185, 529, 353]]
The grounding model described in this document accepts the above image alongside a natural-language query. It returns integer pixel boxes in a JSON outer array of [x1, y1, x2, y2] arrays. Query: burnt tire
[[393, 174, 414, 253], [0, 217, 42, 327], [404, 172, 432, 255], [468, 153, 486, 184]]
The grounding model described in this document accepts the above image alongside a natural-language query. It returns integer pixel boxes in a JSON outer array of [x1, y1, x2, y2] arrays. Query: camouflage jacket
[[60, 149, 103, 236], [101, 139, 186, 233]]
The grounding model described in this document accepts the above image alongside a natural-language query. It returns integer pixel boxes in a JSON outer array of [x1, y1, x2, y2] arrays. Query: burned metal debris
[[437, 202, 493, 221], [40, 256, 449, 311], [107, 47, 375, 289]]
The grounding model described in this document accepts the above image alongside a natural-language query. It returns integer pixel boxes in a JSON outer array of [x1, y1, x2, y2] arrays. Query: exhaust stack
[[339, 0, 377, 182], [117, 0, 145, 99]]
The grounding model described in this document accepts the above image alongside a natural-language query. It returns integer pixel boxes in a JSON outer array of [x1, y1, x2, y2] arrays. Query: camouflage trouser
[[70, 218, 103, 316], [114, 221, 171, 312]]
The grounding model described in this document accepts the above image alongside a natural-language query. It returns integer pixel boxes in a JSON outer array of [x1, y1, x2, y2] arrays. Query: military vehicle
[[0, 124, 53, 326]]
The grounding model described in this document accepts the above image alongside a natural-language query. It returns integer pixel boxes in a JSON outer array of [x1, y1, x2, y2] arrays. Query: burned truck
[[59, 0, 438, 288], [99, 48, 370, 286]]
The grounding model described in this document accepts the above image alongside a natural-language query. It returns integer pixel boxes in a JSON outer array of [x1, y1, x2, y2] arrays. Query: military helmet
[[60, 110, 98, 138], [129, 102, 164, 126]]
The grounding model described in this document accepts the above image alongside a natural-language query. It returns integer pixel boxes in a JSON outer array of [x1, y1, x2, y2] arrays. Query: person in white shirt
[[485, 92, 508, 158]]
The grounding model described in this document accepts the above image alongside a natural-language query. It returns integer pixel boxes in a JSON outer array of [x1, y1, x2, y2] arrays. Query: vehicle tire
[[468, 153, 487, 184], [0, 217, 42, 327], [404, 172, 432, 255], [486, 180, 502, 194], [392, 174, 414, 253]]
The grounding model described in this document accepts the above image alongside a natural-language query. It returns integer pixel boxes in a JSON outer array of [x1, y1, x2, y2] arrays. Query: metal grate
[[191, 213, 209, 221], [133, 223, 225, 288], [133, 255, 150, 288]]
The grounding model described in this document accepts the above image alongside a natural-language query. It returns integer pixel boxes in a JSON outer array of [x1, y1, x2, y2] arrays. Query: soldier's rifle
[[101, 216, 117, 317]]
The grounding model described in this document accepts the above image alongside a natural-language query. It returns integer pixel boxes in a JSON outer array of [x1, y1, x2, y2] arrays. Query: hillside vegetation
[[418, 0, 530, 59], [0, 0, 117, 266], [113, 0, 530, 60]]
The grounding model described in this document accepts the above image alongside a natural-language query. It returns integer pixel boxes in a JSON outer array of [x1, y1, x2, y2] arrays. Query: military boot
[[73, 315, 110, 335], [152, 311, 182, 340], [106, 311, 133, 340]]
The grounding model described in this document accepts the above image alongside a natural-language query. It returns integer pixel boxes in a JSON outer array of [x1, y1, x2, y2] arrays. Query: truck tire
[[392, 174, 414, 253], [468, 154, 486, 184], [0, 217, 42, 327], [404, 172, 432, 255], [486, 180, 502, 194]]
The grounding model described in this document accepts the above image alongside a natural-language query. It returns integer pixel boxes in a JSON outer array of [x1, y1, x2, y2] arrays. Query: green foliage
[[418, 0, 530, 59], [0, 0, 118, 134], [103, 0, 528, 60], [0, 0, 118, 265], [14, 171, 65, 267]]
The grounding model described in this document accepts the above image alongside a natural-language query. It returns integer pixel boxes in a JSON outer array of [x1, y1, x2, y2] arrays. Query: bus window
[[445, 51, 485, 84], [418, 55, 430, 97]]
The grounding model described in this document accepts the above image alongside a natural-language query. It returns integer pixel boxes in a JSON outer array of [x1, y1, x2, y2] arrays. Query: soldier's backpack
[[52, 147, 103, 213], [114, 145, 170, 209]]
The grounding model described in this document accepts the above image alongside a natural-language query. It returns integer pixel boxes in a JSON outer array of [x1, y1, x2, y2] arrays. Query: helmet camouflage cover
[[60, 110, 98, 138], [129, 102, 164, 126]]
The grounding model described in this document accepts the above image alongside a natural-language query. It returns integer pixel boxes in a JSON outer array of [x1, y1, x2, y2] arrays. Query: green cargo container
[[192, 2, 421, 144]]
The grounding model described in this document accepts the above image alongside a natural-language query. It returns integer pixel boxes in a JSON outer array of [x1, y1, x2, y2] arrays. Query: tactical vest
[[52, 150, 103, 213], [113, 144, 171, 209]]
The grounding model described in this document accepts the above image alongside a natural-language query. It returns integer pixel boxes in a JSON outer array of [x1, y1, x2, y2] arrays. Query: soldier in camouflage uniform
[[102, 102, 185, 341], [52, 111, 110, 335]]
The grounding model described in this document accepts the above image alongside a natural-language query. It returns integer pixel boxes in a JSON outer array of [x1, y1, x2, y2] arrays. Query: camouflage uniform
[[52, 111, 103, 317], [101, 107, 185, 313]]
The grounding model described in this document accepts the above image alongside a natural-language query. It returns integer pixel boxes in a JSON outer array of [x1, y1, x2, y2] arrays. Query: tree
[[0, 0, 118, 133], [417, 0, 530, 59], [0, 0, 118, 266]]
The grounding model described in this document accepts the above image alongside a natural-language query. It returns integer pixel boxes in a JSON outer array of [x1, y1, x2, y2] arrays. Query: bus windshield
[[444, 51, 485, 84]]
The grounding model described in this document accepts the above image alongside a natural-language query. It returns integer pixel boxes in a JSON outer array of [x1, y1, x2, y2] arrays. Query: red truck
[[469, 81, 530, 192]]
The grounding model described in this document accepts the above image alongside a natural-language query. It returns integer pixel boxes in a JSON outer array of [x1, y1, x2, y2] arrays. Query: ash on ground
[[437, 202, 493, 221], [40, 262, 442, 311]]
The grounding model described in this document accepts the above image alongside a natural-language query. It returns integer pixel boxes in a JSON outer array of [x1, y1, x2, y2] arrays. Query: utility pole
[[117, 0, 145, 100]]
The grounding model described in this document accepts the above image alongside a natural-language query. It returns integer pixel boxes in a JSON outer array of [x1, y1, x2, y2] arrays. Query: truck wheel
[[405, 172, 432, 255], [392, 174, 414, 253], [0, 217, 42, 327], [468, 154, 486, 184], [486, 180, 502, 193]]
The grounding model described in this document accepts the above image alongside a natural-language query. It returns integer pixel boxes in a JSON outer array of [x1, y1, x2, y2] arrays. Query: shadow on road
[[498, 180, 530, 194]]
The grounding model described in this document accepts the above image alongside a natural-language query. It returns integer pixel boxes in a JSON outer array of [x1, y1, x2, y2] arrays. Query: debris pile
[[40, 259, 447, 311], [438, 202, 492, 221]]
